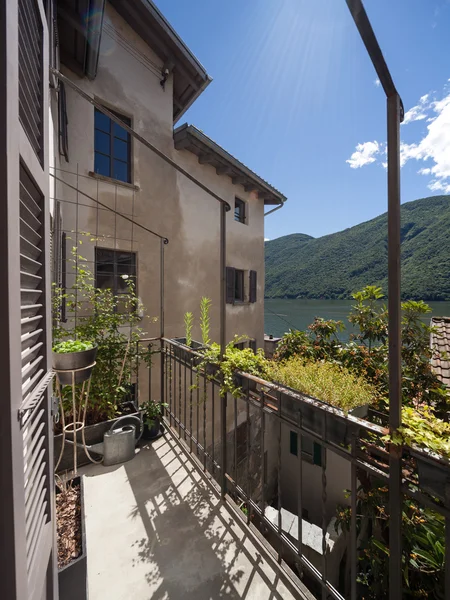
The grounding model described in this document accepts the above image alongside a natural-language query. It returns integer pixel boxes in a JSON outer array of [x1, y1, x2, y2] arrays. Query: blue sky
[[155, 0, 450, 240]]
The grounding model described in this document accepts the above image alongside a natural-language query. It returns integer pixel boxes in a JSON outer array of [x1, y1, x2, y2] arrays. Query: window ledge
[[88, 171, 140, 191]]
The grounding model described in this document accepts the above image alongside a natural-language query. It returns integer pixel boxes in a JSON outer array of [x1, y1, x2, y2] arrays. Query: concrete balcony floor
[[81, 430, 305, 600]]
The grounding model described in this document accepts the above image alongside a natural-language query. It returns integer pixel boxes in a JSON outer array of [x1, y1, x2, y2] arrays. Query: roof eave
[[174, 124, 287, 206]]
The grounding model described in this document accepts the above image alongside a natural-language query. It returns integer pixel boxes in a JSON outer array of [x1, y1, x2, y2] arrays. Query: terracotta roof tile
[[430, 317, 450, 387]]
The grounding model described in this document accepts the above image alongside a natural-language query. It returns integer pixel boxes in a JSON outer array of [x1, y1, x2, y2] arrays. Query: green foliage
[[386, 406, 450, 458], [184, 312, 194, 348], [200, 297, 212, 346], [336, 484, 445, 598], [199, 336, 269, 397], [52, 339, 94, 353], [53, 240, 154, 423], [267, 358, 377, 412], [265, 195, 450, 300], [274, 286, 449, 411], [141, 399, 168, 428]]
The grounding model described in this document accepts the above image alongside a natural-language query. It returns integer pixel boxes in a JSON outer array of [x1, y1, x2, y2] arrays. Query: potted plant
[[266, 359, 374, 447], [53, 339, 97, 386], [141, 399, 168, 440], [172, 311, 205, 363], [56, 475, 87, 600], [52, 238, 154, 470]]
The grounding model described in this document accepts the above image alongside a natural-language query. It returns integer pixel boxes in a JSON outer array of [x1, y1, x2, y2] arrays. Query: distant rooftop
[[174, 124, 287, 206], [431, 317, 450, 387]]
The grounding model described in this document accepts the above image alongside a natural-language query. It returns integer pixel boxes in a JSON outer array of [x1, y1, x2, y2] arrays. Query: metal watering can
[[90, 415, 143, 467]]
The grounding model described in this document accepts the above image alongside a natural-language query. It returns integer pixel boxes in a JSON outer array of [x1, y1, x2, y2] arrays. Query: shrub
[[267, 358, 377, 412], [53, 339, 94, 353]]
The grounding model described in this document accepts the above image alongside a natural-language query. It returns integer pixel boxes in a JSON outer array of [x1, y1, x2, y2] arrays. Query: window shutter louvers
[[226, 267, 235, 304], [249, 270, 257, 303]]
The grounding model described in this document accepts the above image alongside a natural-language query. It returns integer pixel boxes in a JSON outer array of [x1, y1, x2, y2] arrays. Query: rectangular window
[[95, 248, 136, 296], [249, 339, 257, 353], [94, 108, 131, 183], [234, 269, 244, 302], [234, 198, 246, 223], [290, 430, 298, 456], [234, 341, 246, 350], [290, 431, 322, 466]]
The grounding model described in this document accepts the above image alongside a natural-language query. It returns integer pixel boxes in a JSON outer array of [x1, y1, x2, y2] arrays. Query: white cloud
[[264, 237, 270, 241], [403, 93, 431, 125], [347, 80, 450, 195], [346, 141, 381, 169], [374, 79, 381, 87]]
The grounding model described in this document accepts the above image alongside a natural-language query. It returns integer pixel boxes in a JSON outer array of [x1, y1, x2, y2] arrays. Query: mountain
[[265, 195, 450, 301]]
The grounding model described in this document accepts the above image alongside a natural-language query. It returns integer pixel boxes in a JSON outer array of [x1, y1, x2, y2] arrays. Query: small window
[[94, 108, 131, 183], [249, 339, 257, 353], [290, 431, 322, 466], [95, 248, 136, 296], [234, 198, 246, 223], [290, 431, 298, 456], [234, 269, 245, 302], [234, 341, 246, 350]]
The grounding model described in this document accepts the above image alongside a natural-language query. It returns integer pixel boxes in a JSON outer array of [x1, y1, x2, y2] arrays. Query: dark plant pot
[[233, 373, 258, 393], [278, 387, 364, 447], [57, 476, 87, 600], [171, 338, 205, 365], [53, 346, 98, 386], [206, 362, 220, 378], [142, 418, 161, 440], [413, 450, 450, 502], [54, 411, 140, 472]]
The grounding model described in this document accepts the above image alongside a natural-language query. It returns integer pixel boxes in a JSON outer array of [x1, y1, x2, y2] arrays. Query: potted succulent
[[141, 399, 168, 440], [52, 339, 97, 386]]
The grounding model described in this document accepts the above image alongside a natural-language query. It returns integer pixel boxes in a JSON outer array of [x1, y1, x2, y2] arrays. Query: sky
[[154, 0, 450, 241]]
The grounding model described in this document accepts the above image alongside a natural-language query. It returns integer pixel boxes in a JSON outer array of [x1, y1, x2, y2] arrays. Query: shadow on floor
[[83, 431, 298, 600]]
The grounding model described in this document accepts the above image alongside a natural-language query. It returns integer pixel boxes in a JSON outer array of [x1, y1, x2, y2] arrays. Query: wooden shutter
[[226, 267, 235, 304], [0, 1, 55, 599], [18, 0, 44, 163], [249, 270, 257, 303]]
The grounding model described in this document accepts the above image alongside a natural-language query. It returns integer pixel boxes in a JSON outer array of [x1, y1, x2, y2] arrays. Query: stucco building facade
[[53, 1, 286, 363]]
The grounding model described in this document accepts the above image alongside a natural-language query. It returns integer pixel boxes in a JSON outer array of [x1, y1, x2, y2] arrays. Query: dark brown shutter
[[18, 0, 44, 163], [226, 267, 235, 304], [249, 270, 257, 303]]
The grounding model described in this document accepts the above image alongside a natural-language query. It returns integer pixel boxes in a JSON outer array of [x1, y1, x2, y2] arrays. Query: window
[[234, 341, 246, 350], [226, 267, 257, 303], [94, 108, 131, 183], [249, 339, 257, 353], [234, 198, 246, 223], [290, 431, 322, 466], [95, 248, 136, 296], [234, 269, 244, 302]]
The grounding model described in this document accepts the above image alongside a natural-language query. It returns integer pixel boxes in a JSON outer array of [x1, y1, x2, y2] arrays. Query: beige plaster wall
[[58, 2, 265, 356]]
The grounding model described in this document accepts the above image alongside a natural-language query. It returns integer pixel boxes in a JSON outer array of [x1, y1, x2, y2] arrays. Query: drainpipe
[[264, 199, 285, 217]]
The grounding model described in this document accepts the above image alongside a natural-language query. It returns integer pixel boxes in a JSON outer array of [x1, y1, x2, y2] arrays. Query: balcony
[[66, 338, 450, 599], [80, 428, 306, 600]]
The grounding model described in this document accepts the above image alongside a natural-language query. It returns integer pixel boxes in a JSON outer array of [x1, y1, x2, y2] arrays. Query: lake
[[264, 298, 450, 341]]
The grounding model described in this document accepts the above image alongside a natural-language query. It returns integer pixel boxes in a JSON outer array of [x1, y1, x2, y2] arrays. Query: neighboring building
[[430, 316, 450, 387], [52, 0, 286, 360]]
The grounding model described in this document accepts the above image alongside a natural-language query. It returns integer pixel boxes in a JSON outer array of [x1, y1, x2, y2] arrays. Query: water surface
[[264, 298, 450, 341]]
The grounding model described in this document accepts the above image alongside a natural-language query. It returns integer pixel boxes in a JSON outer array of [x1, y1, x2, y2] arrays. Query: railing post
[[220, 201, 227, 498], [387, 92, 402, 600]]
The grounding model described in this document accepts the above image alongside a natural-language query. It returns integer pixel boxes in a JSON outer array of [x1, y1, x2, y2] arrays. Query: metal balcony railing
[[149, 338, 450, 600]]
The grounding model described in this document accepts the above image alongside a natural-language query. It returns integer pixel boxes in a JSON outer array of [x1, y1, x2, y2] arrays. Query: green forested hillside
[[265, 195, 450, 300]]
